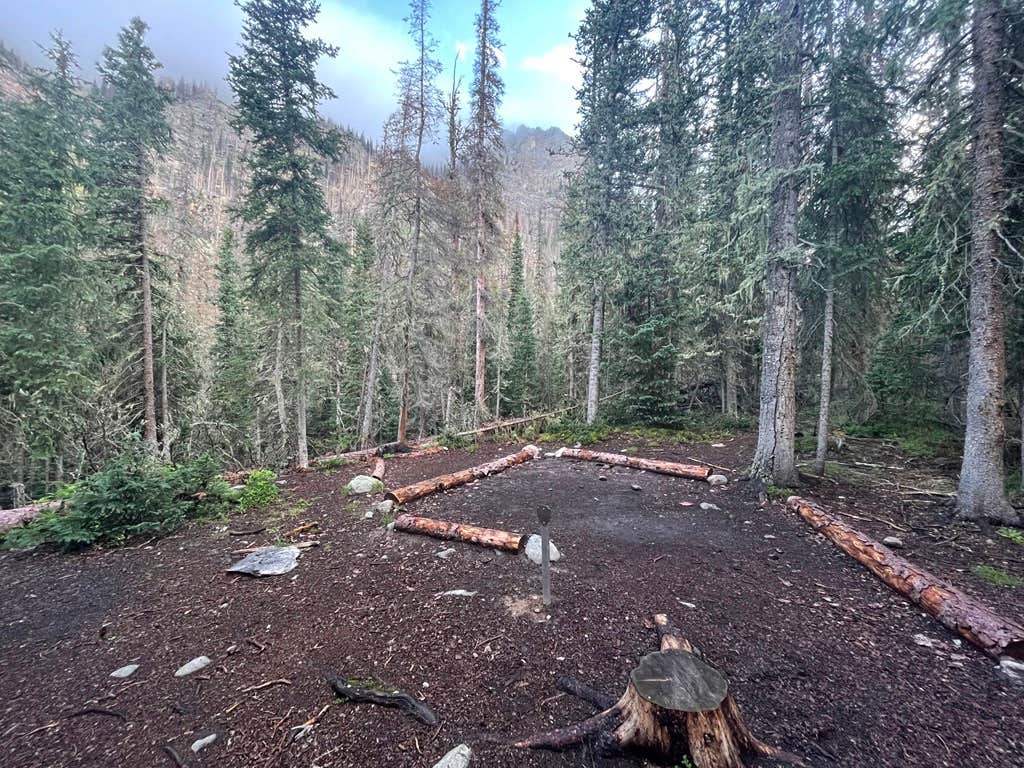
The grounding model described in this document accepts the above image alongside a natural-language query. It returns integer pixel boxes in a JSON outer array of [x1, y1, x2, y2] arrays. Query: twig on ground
[[686, 456, 733, 473], [66, 707, 126, 721], [228, 527, 266, 536], [162, 745, 185, 767], [241, 678, 292, 694]]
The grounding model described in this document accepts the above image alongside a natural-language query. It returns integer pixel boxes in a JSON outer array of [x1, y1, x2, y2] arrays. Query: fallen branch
[[285, 522, 318, 538], [240, 678, 292, 694], [555, 448, 711, 481], [0, 500, 62, 532], [788, 496, 1024, 659], [385, 445, 541, 505], [326, 675, 437, 726], [393, 514, 526, 553]]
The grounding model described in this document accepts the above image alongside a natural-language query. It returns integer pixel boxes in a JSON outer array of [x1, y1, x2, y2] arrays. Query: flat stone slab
[[110, 664, 139, 678], [175, 656, 211, 677], [227, 546, 300, 577], [433, 743, 472, 768]]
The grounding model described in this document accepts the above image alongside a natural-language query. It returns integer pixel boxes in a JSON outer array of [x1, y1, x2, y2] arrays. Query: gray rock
[[227, 546, 300, 577], [435, 548, 457, 560], [433, 744, 472, 768], [364, 510, 374, 519], [711, 443, 726, 448], [174, 656, 211, 677], [191, 733, 218, 753], [708, 474, 728, 486], [439, 589, 477, 597], [346, 474, 384, 495], [882, 536, 904, 549], [524, 534, 561, 565], [999, 657, 1024, 680], [374, 499, 394, 515], [631, 484, 642, 491], [110, 664, 139, 678], [699, 502, 720, 512]]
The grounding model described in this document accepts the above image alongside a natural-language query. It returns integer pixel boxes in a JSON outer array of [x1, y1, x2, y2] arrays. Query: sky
[[2, 0, 586, 138]]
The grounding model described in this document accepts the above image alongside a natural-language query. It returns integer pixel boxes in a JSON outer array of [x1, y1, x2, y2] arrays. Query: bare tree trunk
[[475, 252, 487, 425], [293, 269, 309, 469], [723, 346, 738, 418], [958, 0, 1017, 524], [585, 289, 604, 425], [359, 287, 385, 447], [273, 320, 288, 458], [160, 318, 172, 461], [752, 0, 802, 487], [140, 248, 158, 452], [814, 274, 835, 476], [1020, 378, 1023, 489], [254, 402, 263, 465]]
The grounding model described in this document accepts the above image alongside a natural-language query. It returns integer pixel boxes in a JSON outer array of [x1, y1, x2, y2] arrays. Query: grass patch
[[767, 485, 796, 501], [972, 565, 1022, 587], [997, 528, 1024, 546], [537, 414, 745, 447]]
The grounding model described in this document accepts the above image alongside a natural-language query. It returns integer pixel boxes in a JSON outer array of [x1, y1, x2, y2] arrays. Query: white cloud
[[521, 42, 581, 89], [505, 41, 581, 133]]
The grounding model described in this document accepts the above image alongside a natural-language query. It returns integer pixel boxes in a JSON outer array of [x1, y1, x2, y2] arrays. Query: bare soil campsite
[[2, 431, 1021, 768]]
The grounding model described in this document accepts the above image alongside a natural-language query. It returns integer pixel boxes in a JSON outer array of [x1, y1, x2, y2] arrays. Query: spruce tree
[[504, 224, 536, 415], [94, 17, 172, 455], [228, 0, 341, 468]]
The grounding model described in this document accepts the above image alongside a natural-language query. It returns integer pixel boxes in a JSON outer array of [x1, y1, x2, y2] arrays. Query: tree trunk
[[751, 0, 802, 488], [958, 0, 1017, 524], [160, 318, 172, 461], [475, 268, 487, 425], [788, 496, 1024, 659], [273, 320, 288, 458], [293, 269, 309, 469], [813, 274, 835, 476], [723, 346, 738, 418], [140, 247, 158, 452], [386, 445, 540, 505], [393, 514, 526, 553], [555, 448, 711, 481], [360, 288, 385, 448], [586, 289, 604, 425]]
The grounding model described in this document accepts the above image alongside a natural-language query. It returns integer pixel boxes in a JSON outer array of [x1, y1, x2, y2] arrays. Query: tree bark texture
[[555, 448, 711, 481], [788, 496, 1024, 659], [386, 445, 541, 505], [393, 513, 526, 553], [359, 288, 385, 448], [140, 248, 158, 451], [586, 289, 604, 425], [813, 274, 835, 476], [293, 268, 309, 469], [752, 0, 802, 487], [958, 0, 1017, 524]]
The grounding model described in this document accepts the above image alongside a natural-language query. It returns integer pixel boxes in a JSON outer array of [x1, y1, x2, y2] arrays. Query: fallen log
[[386, 445, 447, 460], [788, 496, 1024, 660], [554, 448, 711, 482], [393, 514, 526, 553], [369, 457, 386, 481], [326, 675, 437, 726], [0, 500, 61, 532], [385, 444, 541, 505], [516, 613, 800, 767]]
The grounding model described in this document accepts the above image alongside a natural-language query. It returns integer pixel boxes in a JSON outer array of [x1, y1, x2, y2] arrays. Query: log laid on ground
[[369, 457, 386, 481], [516, 614, 801, 767], [554, 447, 711, 481], [385, 445, 541, 505], [393, 514, 526, 553], [788, 496, 1024, 660], [387, 445, 447, 460], [326, 674, 437, 725], [0, 500, 62, 532]]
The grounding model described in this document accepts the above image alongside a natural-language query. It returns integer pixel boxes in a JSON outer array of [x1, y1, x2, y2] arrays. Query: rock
[[433, 744, 472, 768], [711, 443, 726, 448], [374, 499, 394, 515], [524, 534, 561, 565], [435, 548, 457, 560], [882, 536, 904, 548], [439, 589, 477, 597], [227, 546, 300, 577], [110, 664, 139, 678], [699, 502, 720, 512], [708, 474, 728, 486], [364, 510, 374, 519], [346, 474, 384, 495], [598, 475, 607, 481], [191, 734, 218, 753], [631, 484, 642, 491], [175, 656, 211, 677], [912, 634, 937, 649], [999, 657, 1024, 680]]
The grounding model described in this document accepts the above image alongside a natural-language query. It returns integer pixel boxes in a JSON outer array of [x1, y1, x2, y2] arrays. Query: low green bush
[[240, 469, 279, 508], [3, 450, 234, 550]]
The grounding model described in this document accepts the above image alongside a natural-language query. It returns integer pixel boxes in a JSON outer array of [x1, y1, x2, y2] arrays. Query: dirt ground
[[1, 433, 1022, 768]]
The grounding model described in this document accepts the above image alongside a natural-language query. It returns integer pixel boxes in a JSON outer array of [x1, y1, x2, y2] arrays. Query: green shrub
[[998, 528, 1024, 546], [3, 451, 230, 550], [437, 431, 474, 450], [240, 469, 279, 508]]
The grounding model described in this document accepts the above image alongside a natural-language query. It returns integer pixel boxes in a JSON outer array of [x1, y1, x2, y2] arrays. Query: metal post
[[538, 505, 552, 606]]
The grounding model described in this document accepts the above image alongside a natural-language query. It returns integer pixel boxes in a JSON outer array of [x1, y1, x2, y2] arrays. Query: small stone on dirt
[[227, 546, 300, 577], [912, 634, 937, 649], [711, 443, 726, 448], [998, 658, 1024, 681], [433, 744, 472, 768], [110, 664, 139, 678], [883, 536, 904, 548], [191, 733, 217, 753], [708, 474, 728, 486], [599, 475, 607, 481], [346, 475, 384, 495], [631, 484, 642, 491], [374, 500, 394, 515], [700, 502, 720, 511], [363, 510, 374, 519], [439, 589, 477, 598], [524, 534, 561, 565], [435, 548, 457, 560], [175, 656, 211, 677]]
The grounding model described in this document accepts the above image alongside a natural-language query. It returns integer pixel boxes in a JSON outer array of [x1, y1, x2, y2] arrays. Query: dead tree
[[516, 614, 801, 767]]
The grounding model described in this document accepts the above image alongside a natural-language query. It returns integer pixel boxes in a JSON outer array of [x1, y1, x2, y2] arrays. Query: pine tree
[[504, 223, 536, 414], [94, 17, 172, 455], [228, 0, 341, 469], [0, 34, 96, 485], [468, 0, 505, 424]]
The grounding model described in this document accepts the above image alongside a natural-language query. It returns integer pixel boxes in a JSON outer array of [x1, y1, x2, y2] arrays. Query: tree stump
[[515, 614, 802, 768]]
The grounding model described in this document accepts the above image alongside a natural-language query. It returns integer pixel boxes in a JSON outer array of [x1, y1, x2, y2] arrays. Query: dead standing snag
[[516, 614, 801, 768]]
